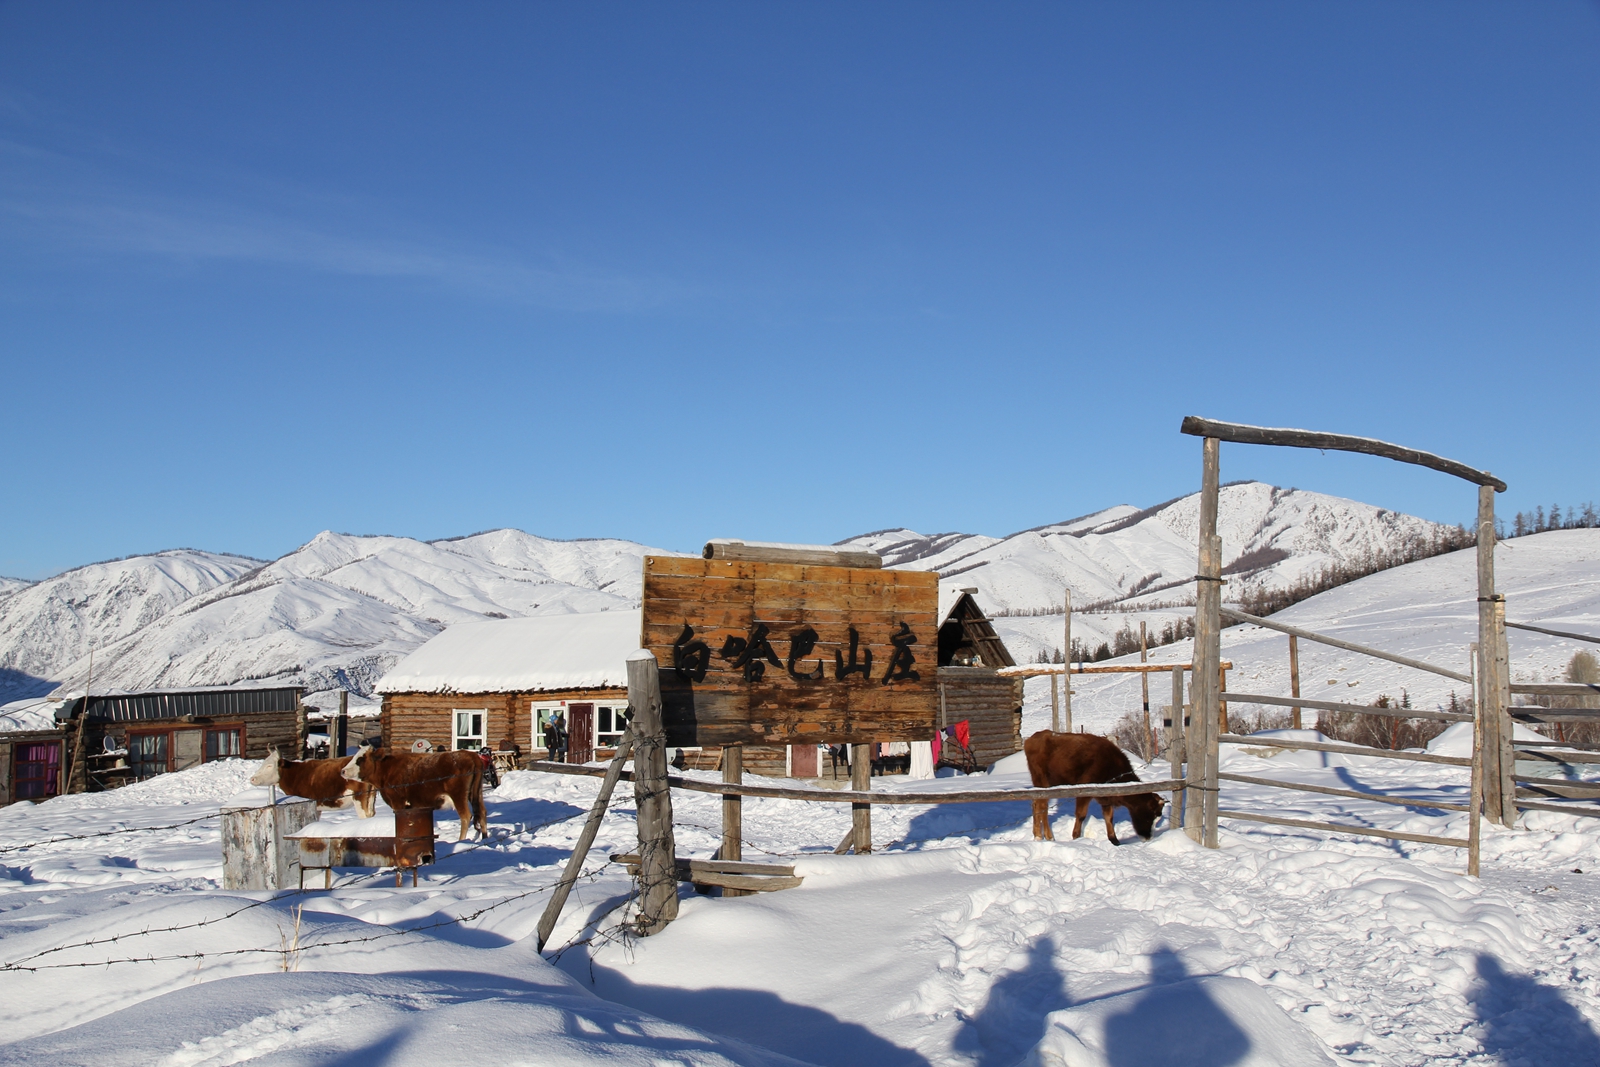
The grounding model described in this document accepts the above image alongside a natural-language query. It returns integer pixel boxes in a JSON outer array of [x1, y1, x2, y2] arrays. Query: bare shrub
[[1108, 710, 1158, 762], [1226, 708, 1294, 735], [1316, 691, 1449, 750]]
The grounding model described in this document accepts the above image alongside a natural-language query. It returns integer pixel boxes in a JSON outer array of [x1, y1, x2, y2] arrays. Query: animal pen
[[533, 422, 1600, 943]]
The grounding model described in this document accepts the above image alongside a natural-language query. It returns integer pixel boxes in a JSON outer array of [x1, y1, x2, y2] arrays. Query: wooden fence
[[1176, 417, 1511, 874]]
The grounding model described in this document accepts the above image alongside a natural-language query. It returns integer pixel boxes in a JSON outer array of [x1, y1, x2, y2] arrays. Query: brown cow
[[1024, 730, 1163, 844], [250, 751, 377, 816], [342, 745, 487, 841]]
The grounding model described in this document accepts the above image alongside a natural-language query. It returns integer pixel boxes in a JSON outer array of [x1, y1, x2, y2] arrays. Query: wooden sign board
[[641, 555, 939, 747]]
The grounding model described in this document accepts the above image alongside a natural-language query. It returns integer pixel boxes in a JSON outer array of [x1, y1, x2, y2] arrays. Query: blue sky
[[2, 2, 1596, 579]]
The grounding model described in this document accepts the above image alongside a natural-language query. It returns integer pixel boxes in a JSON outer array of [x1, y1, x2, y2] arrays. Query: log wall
[[938, 667, 1025, 767], [381, 687, 630, 755]]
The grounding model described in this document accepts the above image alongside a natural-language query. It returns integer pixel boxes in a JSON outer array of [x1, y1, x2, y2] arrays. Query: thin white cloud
[[0, 148, 699, 313]]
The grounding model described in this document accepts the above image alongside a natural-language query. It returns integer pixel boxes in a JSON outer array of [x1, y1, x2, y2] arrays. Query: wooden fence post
[[1475, 485, 1507, 826], [1492, 598, 1516, 825], [1289, 635, 1302, 730], [850, 742, 872, 853], [1468, 646, 1482, 878], [627, 650, 677, 934], [1050, 673, 1060, 733], [721, 743, 748, 897], [1140, 621, 1152, 757], [1169, 664, 1186, 829], [1063, 589, 1073, 732], [1192, 436, 1224, 848]]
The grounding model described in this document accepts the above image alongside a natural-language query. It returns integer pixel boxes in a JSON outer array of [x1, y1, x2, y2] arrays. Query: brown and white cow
[[342, 745, 487, 841], [250, 751, 377, 817], [1024, 730, 1164, 844]]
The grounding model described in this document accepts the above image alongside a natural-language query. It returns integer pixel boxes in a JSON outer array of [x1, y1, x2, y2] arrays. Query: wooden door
[[173, 729, 204, 772], [567, 704, 594, 765], [789, 743, 818, 778]]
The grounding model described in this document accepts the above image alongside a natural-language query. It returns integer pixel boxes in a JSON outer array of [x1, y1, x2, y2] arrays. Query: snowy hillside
[[2, 484, 1467, 716], [36, 530, 666, 711], [849, 482, 1459, 615], [0, 550, 259, 703], [0, 577, 29, 599], [1026, 528, 1600, 735]]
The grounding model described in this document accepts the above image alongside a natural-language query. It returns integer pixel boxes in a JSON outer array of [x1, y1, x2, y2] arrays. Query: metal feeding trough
[[288, 807, 437, 888]]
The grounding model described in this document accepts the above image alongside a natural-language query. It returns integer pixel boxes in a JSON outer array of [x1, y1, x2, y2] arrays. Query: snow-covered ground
[[1, 529, 1597, 1065], [0, 732, 1597, 1065]]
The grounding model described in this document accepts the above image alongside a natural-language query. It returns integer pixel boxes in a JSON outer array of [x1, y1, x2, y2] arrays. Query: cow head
[[250, 749, 282, 786], [1127, 791, 1165, 840], [341, 744, 374, 782]]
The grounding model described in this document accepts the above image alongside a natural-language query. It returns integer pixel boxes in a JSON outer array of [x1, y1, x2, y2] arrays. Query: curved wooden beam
[[1179, 416, 1506, 491]]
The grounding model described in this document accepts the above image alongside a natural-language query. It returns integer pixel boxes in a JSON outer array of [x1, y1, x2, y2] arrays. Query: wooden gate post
[[626, 650, 678, 934], [1192, 436, 1224, 848], [1468, 645, 1483, 877], [721, 743, 749, 897], [1475, 485, 1507, 826], [1491, 599, 1516, 825], [1050, 673, 1060, 734], [850, 742, 872, 853]]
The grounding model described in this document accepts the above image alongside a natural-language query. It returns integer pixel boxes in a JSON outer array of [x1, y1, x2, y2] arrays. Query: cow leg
[[1032, 798, 1054, 841], [471, 766, 488, 837], [449, 789, 472, 841], [1104, 802, 1121, 846], [1072, 797, 1090, 839]]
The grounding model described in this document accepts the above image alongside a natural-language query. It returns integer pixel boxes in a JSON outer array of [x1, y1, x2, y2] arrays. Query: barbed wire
[[0, 811, 222, 855], [0, 862, 620, 973]]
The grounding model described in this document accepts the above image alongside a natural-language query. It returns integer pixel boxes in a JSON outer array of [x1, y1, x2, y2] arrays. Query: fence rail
[[525, 760, 1182, 806], [1224, 691, 1471, 723], [1217, 733, 1471, 767], [1218, 770, 1472, 813], [1218, 606, 1472, 683], [1216, 809, 1471, 849]]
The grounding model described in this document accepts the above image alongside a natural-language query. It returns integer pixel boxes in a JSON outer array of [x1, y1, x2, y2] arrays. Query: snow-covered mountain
[[32, 530, 663, 712], [0, 577, 30, 598], [0, 550, 260, 703], [844, 482, 1460, 615], [0, 483, 1467, 717]]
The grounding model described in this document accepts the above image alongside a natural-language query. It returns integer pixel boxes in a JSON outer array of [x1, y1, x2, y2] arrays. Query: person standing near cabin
[[544, 712, 568, 763]]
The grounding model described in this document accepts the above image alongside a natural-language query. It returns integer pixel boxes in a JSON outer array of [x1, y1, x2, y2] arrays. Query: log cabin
[[0, 685, 306, 803], [374, 611, 639, 765]]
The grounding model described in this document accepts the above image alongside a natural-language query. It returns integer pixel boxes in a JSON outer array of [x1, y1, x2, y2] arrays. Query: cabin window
[[205, 728, 242, 761], [453, 710, 486, 750], [531, 705, 564, 752], [14, 742, 61, 800], [595, 705, 628, 748], [128, 732, 169, 780]]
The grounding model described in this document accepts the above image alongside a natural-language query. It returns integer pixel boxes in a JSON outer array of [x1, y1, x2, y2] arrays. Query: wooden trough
[[286, 806, 437, 888]]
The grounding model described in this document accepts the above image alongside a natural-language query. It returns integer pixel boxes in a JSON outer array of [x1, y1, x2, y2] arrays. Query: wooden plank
[[1217, 770, 1472, 812], [1514, 747, 1600, 765], [1219, 606, 1472, 683], [1510, 709, 1600, 724], [670, 869, 802, 892], [1224, 692, 1470, 723], [1178, 416, 1506, 490], [703, 540, 882, 569], [1216, 733, 1472, 767], [611, 853, 797, 877], [1216, 809, 1471, 849], [1062, 588, 1072, 732]]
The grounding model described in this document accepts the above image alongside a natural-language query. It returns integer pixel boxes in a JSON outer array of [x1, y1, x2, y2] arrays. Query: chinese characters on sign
[[673, 622, 920, 686]]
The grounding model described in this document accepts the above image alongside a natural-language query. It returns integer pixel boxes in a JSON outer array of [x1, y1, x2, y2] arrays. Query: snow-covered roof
[[375, 611, 640, 695], [939, 585, 982, 625], [0, 696, 66, 735]]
